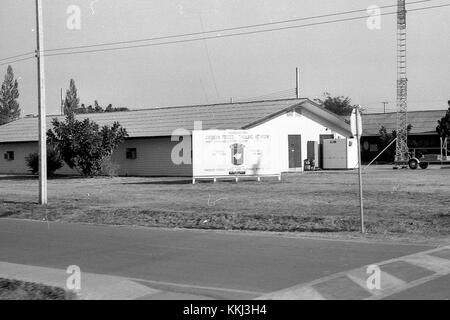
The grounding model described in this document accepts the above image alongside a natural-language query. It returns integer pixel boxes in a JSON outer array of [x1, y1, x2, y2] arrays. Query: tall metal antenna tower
[[395, 0, 409, 165]]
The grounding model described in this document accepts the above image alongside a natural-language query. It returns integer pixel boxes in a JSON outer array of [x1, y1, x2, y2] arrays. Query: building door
[[288, 135, 302, 169], [319, 134, 335, 168]]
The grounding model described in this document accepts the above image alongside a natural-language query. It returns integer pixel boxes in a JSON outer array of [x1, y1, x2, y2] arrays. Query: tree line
[[63, 79, 129, 115], [0, 67, 129, 126]]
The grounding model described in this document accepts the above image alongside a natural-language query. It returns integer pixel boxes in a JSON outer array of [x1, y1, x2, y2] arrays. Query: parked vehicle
[[408, 138, 449, 169]]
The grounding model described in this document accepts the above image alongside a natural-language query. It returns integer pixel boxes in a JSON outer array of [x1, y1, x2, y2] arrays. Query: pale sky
[[0, 0, 449, 116]]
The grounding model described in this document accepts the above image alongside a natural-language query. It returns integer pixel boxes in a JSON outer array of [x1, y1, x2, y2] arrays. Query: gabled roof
[[362, 110, 447, 136], [0, 98, 352, 143]]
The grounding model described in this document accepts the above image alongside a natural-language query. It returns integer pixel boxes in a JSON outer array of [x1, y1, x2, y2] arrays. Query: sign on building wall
[[192, 130, 280, 177]]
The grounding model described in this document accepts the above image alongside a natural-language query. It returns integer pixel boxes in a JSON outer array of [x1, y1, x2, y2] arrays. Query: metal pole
[[296, 68, 300, 99], [355, 106, 364, 233], [35, 0, 47, 205]]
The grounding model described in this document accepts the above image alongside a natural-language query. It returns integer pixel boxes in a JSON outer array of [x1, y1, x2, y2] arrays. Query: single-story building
[[361, 110, 447, 163], [0, 98, 353, 176]]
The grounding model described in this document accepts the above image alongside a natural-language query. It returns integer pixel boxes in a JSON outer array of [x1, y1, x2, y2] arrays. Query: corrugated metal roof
[[362, 110, 447, 136], [0, 98, 350, 143]]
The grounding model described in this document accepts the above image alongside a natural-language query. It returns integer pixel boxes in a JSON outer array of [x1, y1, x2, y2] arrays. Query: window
[[4, 151, 14, 161], [126, 148, 137, 159]]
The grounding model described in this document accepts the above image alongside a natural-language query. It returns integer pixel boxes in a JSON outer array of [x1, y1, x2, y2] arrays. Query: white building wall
[[0, 142, 37, 174], [253, 109, 345, 172], [0, 137, 192, 176], [111, 137, 192, 176]]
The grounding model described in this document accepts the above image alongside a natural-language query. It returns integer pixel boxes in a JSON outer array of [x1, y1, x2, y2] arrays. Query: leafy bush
[[47, 112, 128, 176], [25, 149, 63, 176]]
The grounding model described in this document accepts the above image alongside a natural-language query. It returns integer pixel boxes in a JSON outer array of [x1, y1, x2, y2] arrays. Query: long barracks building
[[0, 98, 353, 176]]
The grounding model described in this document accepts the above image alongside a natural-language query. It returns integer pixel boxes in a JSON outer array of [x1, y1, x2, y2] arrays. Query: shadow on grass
[[0, 175, 37, 181], [122, 179, 193, 185], [0, 175, 84, 181], [0, 200, 37, 205], [0, 200, 38, 218], [121, 179, 278, 185], [0, 211, 21, 218]]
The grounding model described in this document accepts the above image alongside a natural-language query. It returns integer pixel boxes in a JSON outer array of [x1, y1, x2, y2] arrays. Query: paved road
[[0, 219, 448, 299], [386, 275, 450, 300]]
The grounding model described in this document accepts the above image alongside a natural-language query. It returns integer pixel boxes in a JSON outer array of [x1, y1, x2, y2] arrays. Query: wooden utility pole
[[295, 68, 300, 99], [35, 0, 47, 205]]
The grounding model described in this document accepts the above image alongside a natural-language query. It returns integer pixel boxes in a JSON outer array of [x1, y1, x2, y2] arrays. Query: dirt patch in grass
[[0, 169, 449, 238], [0, 278, 75, 300]]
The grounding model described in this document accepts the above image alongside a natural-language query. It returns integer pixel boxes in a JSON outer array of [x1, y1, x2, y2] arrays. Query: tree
[[47, 112, 128, 176], [314, 92, 356, 116], [63, 79, 130, 115], [76, 103, 87, 114], [94, 100, 103, 113], [25, 149, 63, 176], [105, 104, 129, 113], [64, 79, 80, 115], [73, 101, 128, 114], [0, 65, 21, 125], [436, 102, 450, 140]]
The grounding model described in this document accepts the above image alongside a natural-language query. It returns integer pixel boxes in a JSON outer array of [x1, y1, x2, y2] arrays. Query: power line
[[43, 0, 436, 54], [0, 1, 444, 63], [0, 51, 35, 63], [0, 1, 447, 68], [43, 3, 450, 58], [0, 56, 35, 67]]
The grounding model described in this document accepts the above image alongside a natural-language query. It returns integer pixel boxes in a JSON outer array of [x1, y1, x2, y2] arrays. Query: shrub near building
[[25, 149, 63, 176], [47, 112, 128, 176], [25, 112, 128, 177]]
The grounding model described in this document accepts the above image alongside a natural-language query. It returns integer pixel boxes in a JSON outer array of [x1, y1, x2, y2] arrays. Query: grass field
[[0, 167, 449, 238], [0, 278, 74, 300]]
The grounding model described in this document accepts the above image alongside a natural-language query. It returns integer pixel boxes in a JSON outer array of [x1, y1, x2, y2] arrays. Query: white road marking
[[256, 246, 450, 300], [125, 277, 264, 296]]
